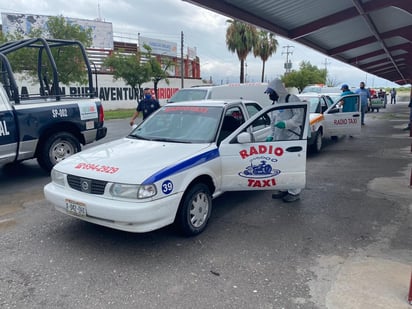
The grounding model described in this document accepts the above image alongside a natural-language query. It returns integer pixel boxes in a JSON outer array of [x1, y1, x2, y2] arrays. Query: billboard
[[187, 46, 197, 59], [139, 36, 177, 57], [1, 13, 114, 49]]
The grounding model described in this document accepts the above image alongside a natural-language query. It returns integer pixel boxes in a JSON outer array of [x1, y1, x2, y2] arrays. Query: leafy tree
[[46, 16, 92, 45], [226, 19, 258, 83], [253, 31, 278, 82], [282, 61, 326, 91], [2, 15, 93, 87], [144, 44, 174, 99], [103, 50, 151, 99]]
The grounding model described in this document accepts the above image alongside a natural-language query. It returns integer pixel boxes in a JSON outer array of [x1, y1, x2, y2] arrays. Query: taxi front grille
[[67, 175, 107, 195]]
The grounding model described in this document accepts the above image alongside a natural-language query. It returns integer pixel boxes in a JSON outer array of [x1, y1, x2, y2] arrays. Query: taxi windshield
[[129, 105, 223, 143]]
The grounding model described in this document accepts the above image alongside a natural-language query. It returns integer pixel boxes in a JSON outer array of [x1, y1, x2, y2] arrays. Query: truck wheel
[[175, 183, 212, 236], [310, 130, 322, 153], [37, 132, 81, 172]]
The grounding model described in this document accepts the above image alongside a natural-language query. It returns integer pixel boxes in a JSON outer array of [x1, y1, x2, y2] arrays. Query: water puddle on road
[[0, 190, 45, 229]]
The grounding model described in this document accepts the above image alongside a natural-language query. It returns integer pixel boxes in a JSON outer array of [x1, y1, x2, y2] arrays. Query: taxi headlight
[[51, 169, 65, 187], [109, 183, 157, 199]]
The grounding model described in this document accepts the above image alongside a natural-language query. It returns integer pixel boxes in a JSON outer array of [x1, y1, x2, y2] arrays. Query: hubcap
[[189, 192, 209, 228], [51, 141, 75, 163]]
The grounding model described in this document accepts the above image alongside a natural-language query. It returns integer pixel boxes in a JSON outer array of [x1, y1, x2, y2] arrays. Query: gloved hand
[[265, 136, 273, 142], [274, 121, 286, 129]]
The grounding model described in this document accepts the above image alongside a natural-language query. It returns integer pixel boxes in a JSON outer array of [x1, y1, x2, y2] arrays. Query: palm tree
[[226, 20, 258, 83], [254, 31, 278, 82]]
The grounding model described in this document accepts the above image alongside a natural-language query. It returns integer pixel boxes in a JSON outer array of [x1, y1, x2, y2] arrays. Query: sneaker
[[272, 191, 288, 199], [361, 123, 365, 126], [282, 193, 300, 203], [403, 126, 410, 131]]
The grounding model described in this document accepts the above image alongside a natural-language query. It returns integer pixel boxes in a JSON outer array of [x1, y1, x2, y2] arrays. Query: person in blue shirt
[[130, 88, 160, 125], [355, 82, 371, 125], [339, 84, 357, 112]]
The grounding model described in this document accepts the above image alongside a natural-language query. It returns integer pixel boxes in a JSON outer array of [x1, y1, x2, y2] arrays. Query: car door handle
[[286, 146, 302, 152]]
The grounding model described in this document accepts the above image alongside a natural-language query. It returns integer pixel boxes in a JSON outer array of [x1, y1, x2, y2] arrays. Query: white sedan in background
[[45, 100, 309, 236], [298, 93, 361, 153]]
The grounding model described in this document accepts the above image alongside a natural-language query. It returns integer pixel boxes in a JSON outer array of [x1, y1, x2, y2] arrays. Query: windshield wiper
[[127, 134, 151, 140], [153, 138, 192, 143]]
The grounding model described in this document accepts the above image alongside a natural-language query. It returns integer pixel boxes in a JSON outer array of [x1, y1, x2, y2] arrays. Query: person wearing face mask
[[130, 88, 160, 125], [264, 78, 304, 203], [354, 81, 371, 125]]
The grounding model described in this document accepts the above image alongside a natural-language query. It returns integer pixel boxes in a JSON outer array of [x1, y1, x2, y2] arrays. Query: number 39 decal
[[161, 180, 174, 195]]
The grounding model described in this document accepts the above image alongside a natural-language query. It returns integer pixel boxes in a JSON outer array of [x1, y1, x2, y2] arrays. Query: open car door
[[323, 94, 361, 137], [219, 102, 309, 192]]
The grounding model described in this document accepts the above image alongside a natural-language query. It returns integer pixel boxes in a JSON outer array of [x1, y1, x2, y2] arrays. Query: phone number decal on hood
[[74, 163, 119, 174]]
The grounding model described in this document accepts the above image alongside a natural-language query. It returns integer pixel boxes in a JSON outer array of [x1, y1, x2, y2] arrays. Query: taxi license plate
[[65, 199, 87, 217]]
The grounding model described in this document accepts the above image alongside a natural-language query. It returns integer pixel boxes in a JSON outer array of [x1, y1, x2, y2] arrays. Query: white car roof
[[165, 99, 260, 108]]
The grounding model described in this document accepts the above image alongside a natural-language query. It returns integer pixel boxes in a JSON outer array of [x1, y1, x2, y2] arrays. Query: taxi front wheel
[[175, 183, 212, 237]]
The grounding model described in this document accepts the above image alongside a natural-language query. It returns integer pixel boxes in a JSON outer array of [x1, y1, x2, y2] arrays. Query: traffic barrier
[[410, 169, 412, 188], [408, 271, 412, 305]]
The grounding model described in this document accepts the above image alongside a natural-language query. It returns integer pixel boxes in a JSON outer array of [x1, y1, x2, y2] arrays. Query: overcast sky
[[0, 0, 399, 88]]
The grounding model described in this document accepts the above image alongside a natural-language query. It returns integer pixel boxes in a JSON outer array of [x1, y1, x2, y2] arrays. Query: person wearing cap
[[354, 82, 371, 125], [130, 88, 160, 125], [339, 84, 357, 112], [264, 78, 304, 203]]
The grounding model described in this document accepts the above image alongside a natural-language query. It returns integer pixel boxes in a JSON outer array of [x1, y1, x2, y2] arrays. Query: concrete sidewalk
[[309, 101, 412, 309]]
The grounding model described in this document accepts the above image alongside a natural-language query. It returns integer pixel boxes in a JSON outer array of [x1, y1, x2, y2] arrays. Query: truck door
[[0, 90, 18, 165], [219, 102, 308, 191], [323, 94, 361, 137]]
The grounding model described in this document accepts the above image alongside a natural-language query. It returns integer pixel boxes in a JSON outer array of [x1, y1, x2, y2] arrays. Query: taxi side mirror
[[237, 132, 252, 143], [328, 108, 340, 114]]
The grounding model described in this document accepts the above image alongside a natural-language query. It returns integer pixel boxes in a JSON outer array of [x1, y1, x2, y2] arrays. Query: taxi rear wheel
[[175, 183, 212, 236]]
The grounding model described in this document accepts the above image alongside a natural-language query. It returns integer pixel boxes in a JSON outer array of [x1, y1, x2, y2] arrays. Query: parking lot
[[0, 102, 411, 309]]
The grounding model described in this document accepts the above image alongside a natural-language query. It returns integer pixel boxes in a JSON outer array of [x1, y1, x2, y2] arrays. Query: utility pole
[[282, 45, 294, 75], [245, 61, 248, 83], [181, 31, 184, 88], [323, 58, 331, 85]]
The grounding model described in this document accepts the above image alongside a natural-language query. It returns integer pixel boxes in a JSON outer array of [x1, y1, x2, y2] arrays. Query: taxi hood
[[54, 138, 215, 184]]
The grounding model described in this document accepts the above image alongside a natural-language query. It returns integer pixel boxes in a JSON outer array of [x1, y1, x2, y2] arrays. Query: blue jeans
[[361, 104, 367, 124]]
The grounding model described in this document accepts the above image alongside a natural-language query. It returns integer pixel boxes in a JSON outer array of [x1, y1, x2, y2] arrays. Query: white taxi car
[[298, 93, 361, 153], [44, 100, 309, 236]]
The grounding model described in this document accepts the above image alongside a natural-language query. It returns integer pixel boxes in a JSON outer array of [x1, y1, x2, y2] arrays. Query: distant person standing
[[355, 82, 371, 125], [130, 88, 160, 126], [390, 88, 397, 104], [404, 98, 412, 131]]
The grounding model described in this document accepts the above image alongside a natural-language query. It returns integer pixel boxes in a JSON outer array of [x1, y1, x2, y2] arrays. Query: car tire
[[175, 183, 212, 236], [37, 132, 81, 172], [310, 130, 323, 153]]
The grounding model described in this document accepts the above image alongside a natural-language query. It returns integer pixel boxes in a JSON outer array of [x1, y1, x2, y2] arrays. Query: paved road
[[0, 103, 411, 309]]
